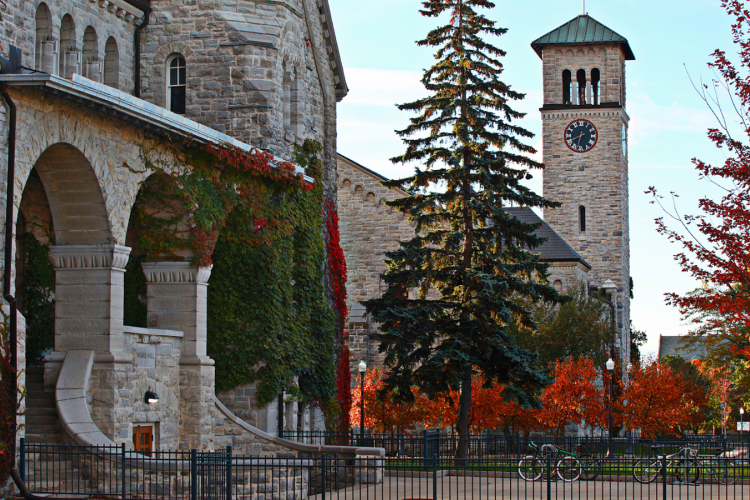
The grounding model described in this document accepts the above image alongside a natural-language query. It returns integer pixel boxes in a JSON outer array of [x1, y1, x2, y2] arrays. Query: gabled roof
[[531, 15, 635, 61], [504, 207, 591, 268], [658, 335, 707, 361]]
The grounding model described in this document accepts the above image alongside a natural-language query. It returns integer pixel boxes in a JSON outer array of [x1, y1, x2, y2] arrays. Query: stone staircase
[[24, 365, 62, 444]]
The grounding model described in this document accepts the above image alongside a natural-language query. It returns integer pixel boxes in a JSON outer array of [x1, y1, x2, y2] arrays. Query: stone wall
[[336, 155, 415, 373], [1, 0, 141, 91], [140, 0, 341, 202]]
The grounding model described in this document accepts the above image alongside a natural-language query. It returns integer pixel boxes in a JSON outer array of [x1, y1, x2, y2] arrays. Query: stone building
[[0, 0, 381, 462], [339, 14, 634, 373]]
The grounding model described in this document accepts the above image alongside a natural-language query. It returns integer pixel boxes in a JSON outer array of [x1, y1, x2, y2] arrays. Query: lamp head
[[145, 390, 159, 405], [741, 408, 745, 415], [606, 358, 615, 372], [358, 360, 367, 374]]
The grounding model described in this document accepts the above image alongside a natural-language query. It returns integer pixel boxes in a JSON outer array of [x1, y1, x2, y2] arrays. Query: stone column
[[142, 262, 215, 450], [41, 40, 56, 74], [63, 49, 79, 79], [48, 244, 132, 440]]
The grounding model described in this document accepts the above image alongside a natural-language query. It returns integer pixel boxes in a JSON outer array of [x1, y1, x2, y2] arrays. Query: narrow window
[[59, 15, 76, 78], [577, 69, 587, 105], [553, 280, 563, 293], [82, 27, 99, 82], [35, 3, 53, 73], [104, 37, 119, 89], [167, 55, 187, 115], [282, 63, 301, 138], [579, 206, 587, 232], [591, 68, 600, 105], [562, 70, 571, 105]]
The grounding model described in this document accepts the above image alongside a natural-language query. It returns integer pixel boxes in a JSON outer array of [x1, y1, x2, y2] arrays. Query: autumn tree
[[660, 355, 711, 434], [648, 0, 750, 367], [537, 356, 606, 436], [350, 367, 427, 434], [364, 0, 559, 459], [620, 360, 697, 437]]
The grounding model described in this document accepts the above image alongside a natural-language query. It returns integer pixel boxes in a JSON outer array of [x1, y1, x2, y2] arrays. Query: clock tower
[[531, 15, 635, 363]]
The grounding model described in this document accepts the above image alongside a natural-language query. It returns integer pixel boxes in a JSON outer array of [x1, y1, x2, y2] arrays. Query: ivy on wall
[[19, 232, 55, 362], [132, 140, 337, 406]]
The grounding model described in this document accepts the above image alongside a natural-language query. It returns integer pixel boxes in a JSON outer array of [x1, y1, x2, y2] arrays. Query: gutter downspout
[[0, 83, 18, 468], [125, 0, 152, 98]]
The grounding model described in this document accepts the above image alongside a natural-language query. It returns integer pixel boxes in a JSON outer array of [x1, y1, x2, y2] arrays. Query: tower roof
[[531, 15, 635, 61]]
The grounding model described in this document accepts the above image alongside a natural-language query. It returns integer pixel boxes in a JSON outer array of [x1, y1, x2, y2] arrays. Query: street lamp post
[[741, 408, 745, 443], [606, 357, 615, 457], [358, 360, 367, 445]]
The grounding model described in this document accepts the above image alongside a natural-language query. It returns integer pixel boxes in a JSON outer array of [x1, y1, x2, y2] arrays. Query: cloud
[[627, 91, 714, 145]]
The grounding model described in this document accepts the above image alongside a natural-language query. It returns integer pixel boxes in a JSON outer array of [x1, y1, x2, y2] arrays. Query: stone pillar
[[63, 49, 79, 79], [87, 59, 101, 82], [48, 244, 132, 440], [41, 40, 56, 74], [142, 262, 215, 450]]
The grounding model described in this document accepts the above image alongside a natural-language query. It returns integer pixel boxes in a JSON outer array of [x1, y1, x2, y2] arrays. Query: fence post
[[517, 432, 521, 457], [321, 454, 327, 500], [191, 449, 198, 500], [19, 437, 25, 483], [661, 454, 667, 500], [121, 442, 126, 500], [433, 453, 438, 498], [546, 455, 552, 500], [226, 445, 232, 500]]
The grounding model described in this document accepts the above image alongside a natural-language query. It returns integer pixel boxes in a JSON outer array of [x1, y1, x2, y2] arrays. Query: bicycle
[[692, 447, 738, 485], [632, 446, 700, 484], [518, 442, 582, 482]]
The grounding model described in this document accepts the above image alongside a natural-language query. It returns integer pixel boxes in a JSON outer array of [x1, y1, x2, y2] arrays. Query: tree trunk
[[455, 367, 473, 459]]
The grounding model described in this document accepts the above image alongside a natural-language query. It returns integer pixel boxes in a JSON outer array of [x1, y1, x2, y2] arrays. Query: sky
[[327, 0, 740, 357]]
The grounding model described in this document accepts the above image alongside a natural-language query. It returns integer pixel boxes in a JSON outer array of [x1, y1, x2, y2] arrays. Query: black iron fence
[[287, 430, 750, 459], [17, 438, 750, 499]]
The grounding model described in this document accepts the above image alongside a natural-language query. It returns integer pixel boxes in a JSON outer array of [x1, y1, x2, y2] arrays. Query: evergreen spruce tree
[[364, 0, 562, 458]]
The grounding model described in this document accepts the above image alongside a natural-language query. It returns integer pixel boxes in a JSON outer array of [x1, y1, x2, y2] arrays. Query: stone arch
[[342, 179, 351, 189], [104, 37, 119, 89], [31, 144, 112, 245], [354, 185, 363, 196], [59, 14, 77, 78], [35, 3, 53, 72], [366, 192, 375, 202], [82, 26, 100, 82], [150, 42, 196, 110], [552, 279, 564, 293]]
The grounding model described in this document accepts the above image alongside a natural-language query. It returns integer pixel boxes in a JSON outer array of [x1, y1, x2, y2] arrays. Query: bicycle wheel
[[557, 456, 582, 482], [633, 459, 660, 484], [579, 454, 599, 481], [715, 458, 737, 485], [666, 459, 700, 484], [518, 456, 543, 481]]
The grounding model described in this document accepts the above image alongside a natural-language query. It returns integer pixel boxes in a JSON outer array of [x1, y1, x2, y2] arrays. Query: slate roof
[[504, 207, 591, 268], [658, 335, 708, 361], [531, 15, 635, 61]]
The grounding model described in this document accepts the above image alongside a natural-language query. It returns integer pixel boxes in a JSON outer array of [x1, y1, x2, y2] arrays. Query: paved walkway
[[310, 476, 750, 500]]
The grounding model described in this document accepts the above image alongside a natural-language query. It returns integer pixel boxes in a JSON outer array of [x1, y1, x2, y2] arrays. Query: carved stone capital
[[141, 262, 213, 285], [50, 244, 131, 271]]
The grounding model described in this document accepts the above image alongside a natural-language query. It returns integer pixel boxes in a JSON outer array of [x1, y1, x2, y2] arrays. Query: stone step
[[25, 366, 45, 384], [26, 424, 58, 435], [25, 407, 58, 417], [25, 434, 62, 444], [26, 382, 45, 392], [26, 396, 56, 409], [26, 414, 58, 426]]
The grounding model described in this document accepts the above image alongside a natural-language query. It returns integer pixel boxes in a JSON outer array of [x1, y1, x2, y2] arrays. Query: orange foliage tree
[[620, 361, 697, 437], [350, 367, 427, 433], [537, 356, 606, 436]]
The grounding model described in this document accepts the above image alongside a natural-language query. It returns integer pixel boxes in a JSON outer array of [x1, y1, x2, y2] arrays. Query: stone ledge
[[124, 325, 185, 338]]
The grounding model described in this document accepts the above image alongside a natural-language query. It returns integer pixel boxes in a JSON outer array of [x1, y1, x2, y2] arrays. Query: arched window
[[553, 280, 563, 293], [167, 55, 187, 115], [562, 70, 571, 105], [104, 37, 119, 89], [82, 27, 99, 82], [35, 3, 53, 73], [579, 206, 587, 232], [591, 68, 601, 106], [59, 15, 76, 78], [282, 62, 300, 139], [576, 69, 587, 105]]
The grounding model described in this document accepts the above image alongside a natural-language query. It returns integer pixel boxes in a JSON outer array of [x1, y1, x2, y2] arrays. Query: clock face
[[564, 119, 598, 153]]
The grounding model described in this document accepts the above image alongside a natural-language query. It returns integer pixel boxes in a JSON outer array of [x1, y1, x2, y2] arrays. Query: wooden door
[[133, 426, 153, 456]]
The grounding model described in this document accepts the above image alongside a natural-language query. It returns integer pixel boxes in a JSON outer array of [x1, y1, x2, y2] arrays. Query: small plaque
[[136, 344, 156, 369]]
